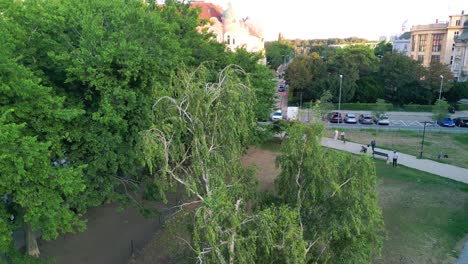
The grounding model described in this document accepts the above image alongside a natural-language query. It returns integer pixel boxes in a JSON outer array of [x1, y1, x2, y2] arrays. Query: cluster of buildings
[[392, 11, 468, 82]]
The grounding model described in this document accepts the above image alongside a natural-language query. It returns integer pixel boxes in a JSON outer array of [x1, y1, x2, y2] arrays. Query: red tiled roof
[[190, 1, 223, 21]]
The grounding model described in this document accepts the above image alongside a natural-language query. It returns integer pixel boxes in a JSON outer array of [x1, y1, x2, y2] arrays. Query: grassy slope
[[373, 160, 468, 264]]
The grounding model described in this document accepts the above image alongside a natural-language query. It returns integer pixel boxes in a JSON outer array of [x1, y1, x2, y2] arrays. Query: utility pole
[[338, 75, 343, 124], [438, 75, 444, 100], [419, 121, 431, 158]]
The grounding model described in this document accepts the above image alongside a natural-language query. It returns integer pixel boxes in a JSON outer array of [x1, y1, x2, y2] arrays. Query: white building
[[191, 1, 265, 54], [452, 20, 468, 81]]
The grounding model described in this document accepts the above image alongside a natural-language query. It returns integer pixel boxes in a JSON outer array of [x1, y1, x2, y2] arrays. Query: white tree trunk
[[25, 223, 40, 257]]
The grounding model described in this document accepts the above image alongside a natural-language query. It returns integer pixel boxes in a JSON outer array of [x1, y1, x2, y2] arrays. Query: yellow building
[[409, 11, 468, 80], [409, 21, 447, 67]]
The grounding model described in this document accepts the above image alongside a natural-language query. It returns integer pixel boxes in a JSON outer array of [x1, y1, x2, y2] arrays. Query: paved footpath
[[321, 137, 468, 184]]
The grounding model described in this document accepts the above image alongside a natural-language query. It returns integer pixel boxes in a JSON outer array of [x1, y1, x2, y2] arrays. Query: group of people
[[333, 130, 347, 144], [333, 133, 400, 167]]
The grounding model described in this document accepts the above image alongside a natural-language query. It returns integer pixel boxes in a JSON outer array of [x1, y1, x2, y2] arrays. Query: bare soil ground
[[39, 199, 170, 264]]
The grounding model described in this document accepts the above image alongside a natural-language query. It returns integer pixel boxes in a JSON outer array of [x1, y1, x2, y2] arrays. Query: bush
[[457, 104, 468, 111]]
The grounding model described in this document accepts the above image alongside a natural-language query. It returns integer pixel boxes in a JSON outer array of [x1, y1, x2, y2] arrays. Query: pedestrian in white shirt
[[392, 151, 398, 167]]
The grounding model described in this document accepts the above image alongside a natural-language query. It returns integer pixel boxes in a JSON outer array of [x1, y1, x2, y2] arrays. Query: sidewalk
[[321, 137, 468, 184]]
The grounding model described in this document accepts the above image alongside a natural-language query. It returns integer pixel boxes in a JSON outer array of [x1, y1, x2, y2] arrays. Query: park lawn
[[373, 160, 468, 264], [326, 129, 468, 169]]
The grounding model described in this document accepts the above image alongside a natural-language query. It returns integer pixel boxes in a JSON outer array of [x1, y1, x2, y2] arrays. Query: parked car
[[358, 114, 373, 124], [454, 117, 468, 127], [329, 112, 343, 123], [278, 83, 286, 92], [374, 115, 390, 125], [270, 110, 282, 121], [437, 116, 455, 127], [344, 113, 357, 124]]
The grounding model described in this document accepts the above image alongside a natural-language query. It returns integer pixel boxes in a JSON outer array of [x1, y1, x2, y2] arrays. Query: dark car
[[329, 112, 343, 123], [454, 117, 468, 127], [437, 116, 455, 127], [359, 114, 373, 124]]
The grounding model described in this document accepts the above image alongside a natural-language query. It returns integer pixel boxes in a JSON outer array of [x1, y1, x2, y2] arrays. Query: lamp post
[[419, 121, 431, 158], [438, 75, 444, 100], [338, 75, 343, 123]]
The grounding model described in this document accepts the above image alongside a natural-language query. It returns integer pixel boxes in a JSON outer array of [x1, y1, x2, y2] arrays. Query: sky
[[205, 0, 467, 41]]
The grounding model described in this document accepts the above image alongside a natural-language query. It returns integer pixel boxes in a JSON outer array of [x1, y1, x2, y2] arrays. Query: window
[[418, 55, 424, 63], [431, 55, 440, 63], [227, 35, 230, 45], [454, 31, 460, 40], [450, 56, 453, 65], [207, 7, 212, 13], [233, 37, 235, 45], [456, 19, 461, 26], [432, 34, 443, 52], [452, 43, 455, 51], [411, 35, 416, 51], [418, 34, 427, 52]]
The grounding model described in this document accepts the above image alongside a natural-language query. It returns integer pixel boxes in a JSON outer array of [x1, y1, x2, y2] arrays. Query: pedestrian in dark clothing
[[370, 139, 376, 152], [392, 151, 398, 167]]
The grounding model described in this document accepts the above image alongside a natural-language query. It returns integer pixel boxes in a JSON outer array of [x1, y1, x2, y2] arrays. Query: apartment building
[[409, 11, 468, 81], [409, 21, 447, 67]]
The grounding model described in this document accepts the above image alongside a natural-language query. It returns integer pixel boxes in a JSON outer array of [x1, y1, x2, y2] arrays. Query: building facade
[[452, 20, 468, 81], [409, 21, 448, 67], [191, 1, 264, 54], [408, 11, 468, 80]]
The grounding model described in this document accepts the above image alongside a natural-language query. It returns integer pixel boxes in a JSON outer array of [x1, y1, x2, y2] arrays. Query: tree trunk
[[25, 222, 40, 257]]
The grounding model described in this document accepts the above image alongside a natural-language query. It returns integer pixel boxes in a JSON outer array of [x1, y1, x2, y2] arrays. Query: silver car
[[344, 113, 357, 123], [375, 115, 390, 125]]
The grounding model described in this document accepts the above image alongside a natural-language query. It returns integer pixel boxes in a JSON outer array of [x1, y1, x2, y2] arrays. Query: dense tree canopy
[[0, 0, 276, 259], [275, 123, 384, 263]]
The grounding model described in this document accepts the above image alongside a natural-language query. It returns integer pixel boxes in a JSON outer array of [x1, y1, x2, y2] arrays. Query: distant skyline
[[201, 0, 467, 41]]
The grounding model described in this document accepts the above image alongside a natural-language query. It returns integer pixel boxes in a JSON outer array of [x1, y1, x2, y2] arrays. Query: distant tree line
[[267, 41, 468, 106]]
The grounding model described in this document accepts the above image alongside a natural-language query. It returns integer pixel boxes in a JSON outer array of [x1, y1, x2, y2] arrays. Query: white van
[[286, 107, 298, 121]]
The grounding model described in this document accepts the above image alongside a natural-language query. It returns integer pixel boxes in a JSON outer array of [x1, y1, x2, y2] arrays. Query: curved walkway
[[321, 137, 468, 184]]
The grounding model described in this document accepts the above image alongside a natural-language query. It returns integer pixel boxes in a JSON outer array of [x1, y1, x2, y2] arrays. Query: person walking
[[392, 150, 398, 167], [370, 139, 376, 153], [340, 131, 346, 144], [334, 130, 339, 141]]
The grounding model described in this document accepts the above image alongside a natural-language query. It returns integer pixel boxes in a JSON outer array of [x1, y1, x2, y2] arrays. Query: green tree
[[1, 0, 215, 211], [0, 23, 85, 257], [432, 99, 450, 122], [377, 53, 427, 104], [425, 62, 454, 103], [265, 41, 295, 70], [141, 67, 309, 262], [374, 41, 393, 57], [276, 123, 384, 263], [0, 113, 85, 257], [372, 99, 389, 119]]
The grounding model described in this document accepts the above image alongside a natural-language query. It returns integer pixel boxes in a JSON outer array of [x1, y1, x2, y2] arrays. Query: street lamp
[[338, 75, 343, 123], [438, 75, 444, 100], [419, 121, 432, 158]]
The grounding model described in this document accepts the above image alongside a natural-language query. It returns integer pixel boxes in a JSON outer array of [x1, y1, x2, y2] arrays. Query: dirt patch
[[39, 201, 166, 264], [240, 146, 280, 192]]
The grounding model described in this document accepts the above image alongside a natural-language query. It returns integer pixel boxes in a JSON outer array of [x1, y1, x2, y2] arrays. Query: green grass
[[326, 129, 468, 168], [374, 160, 468, 264]]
